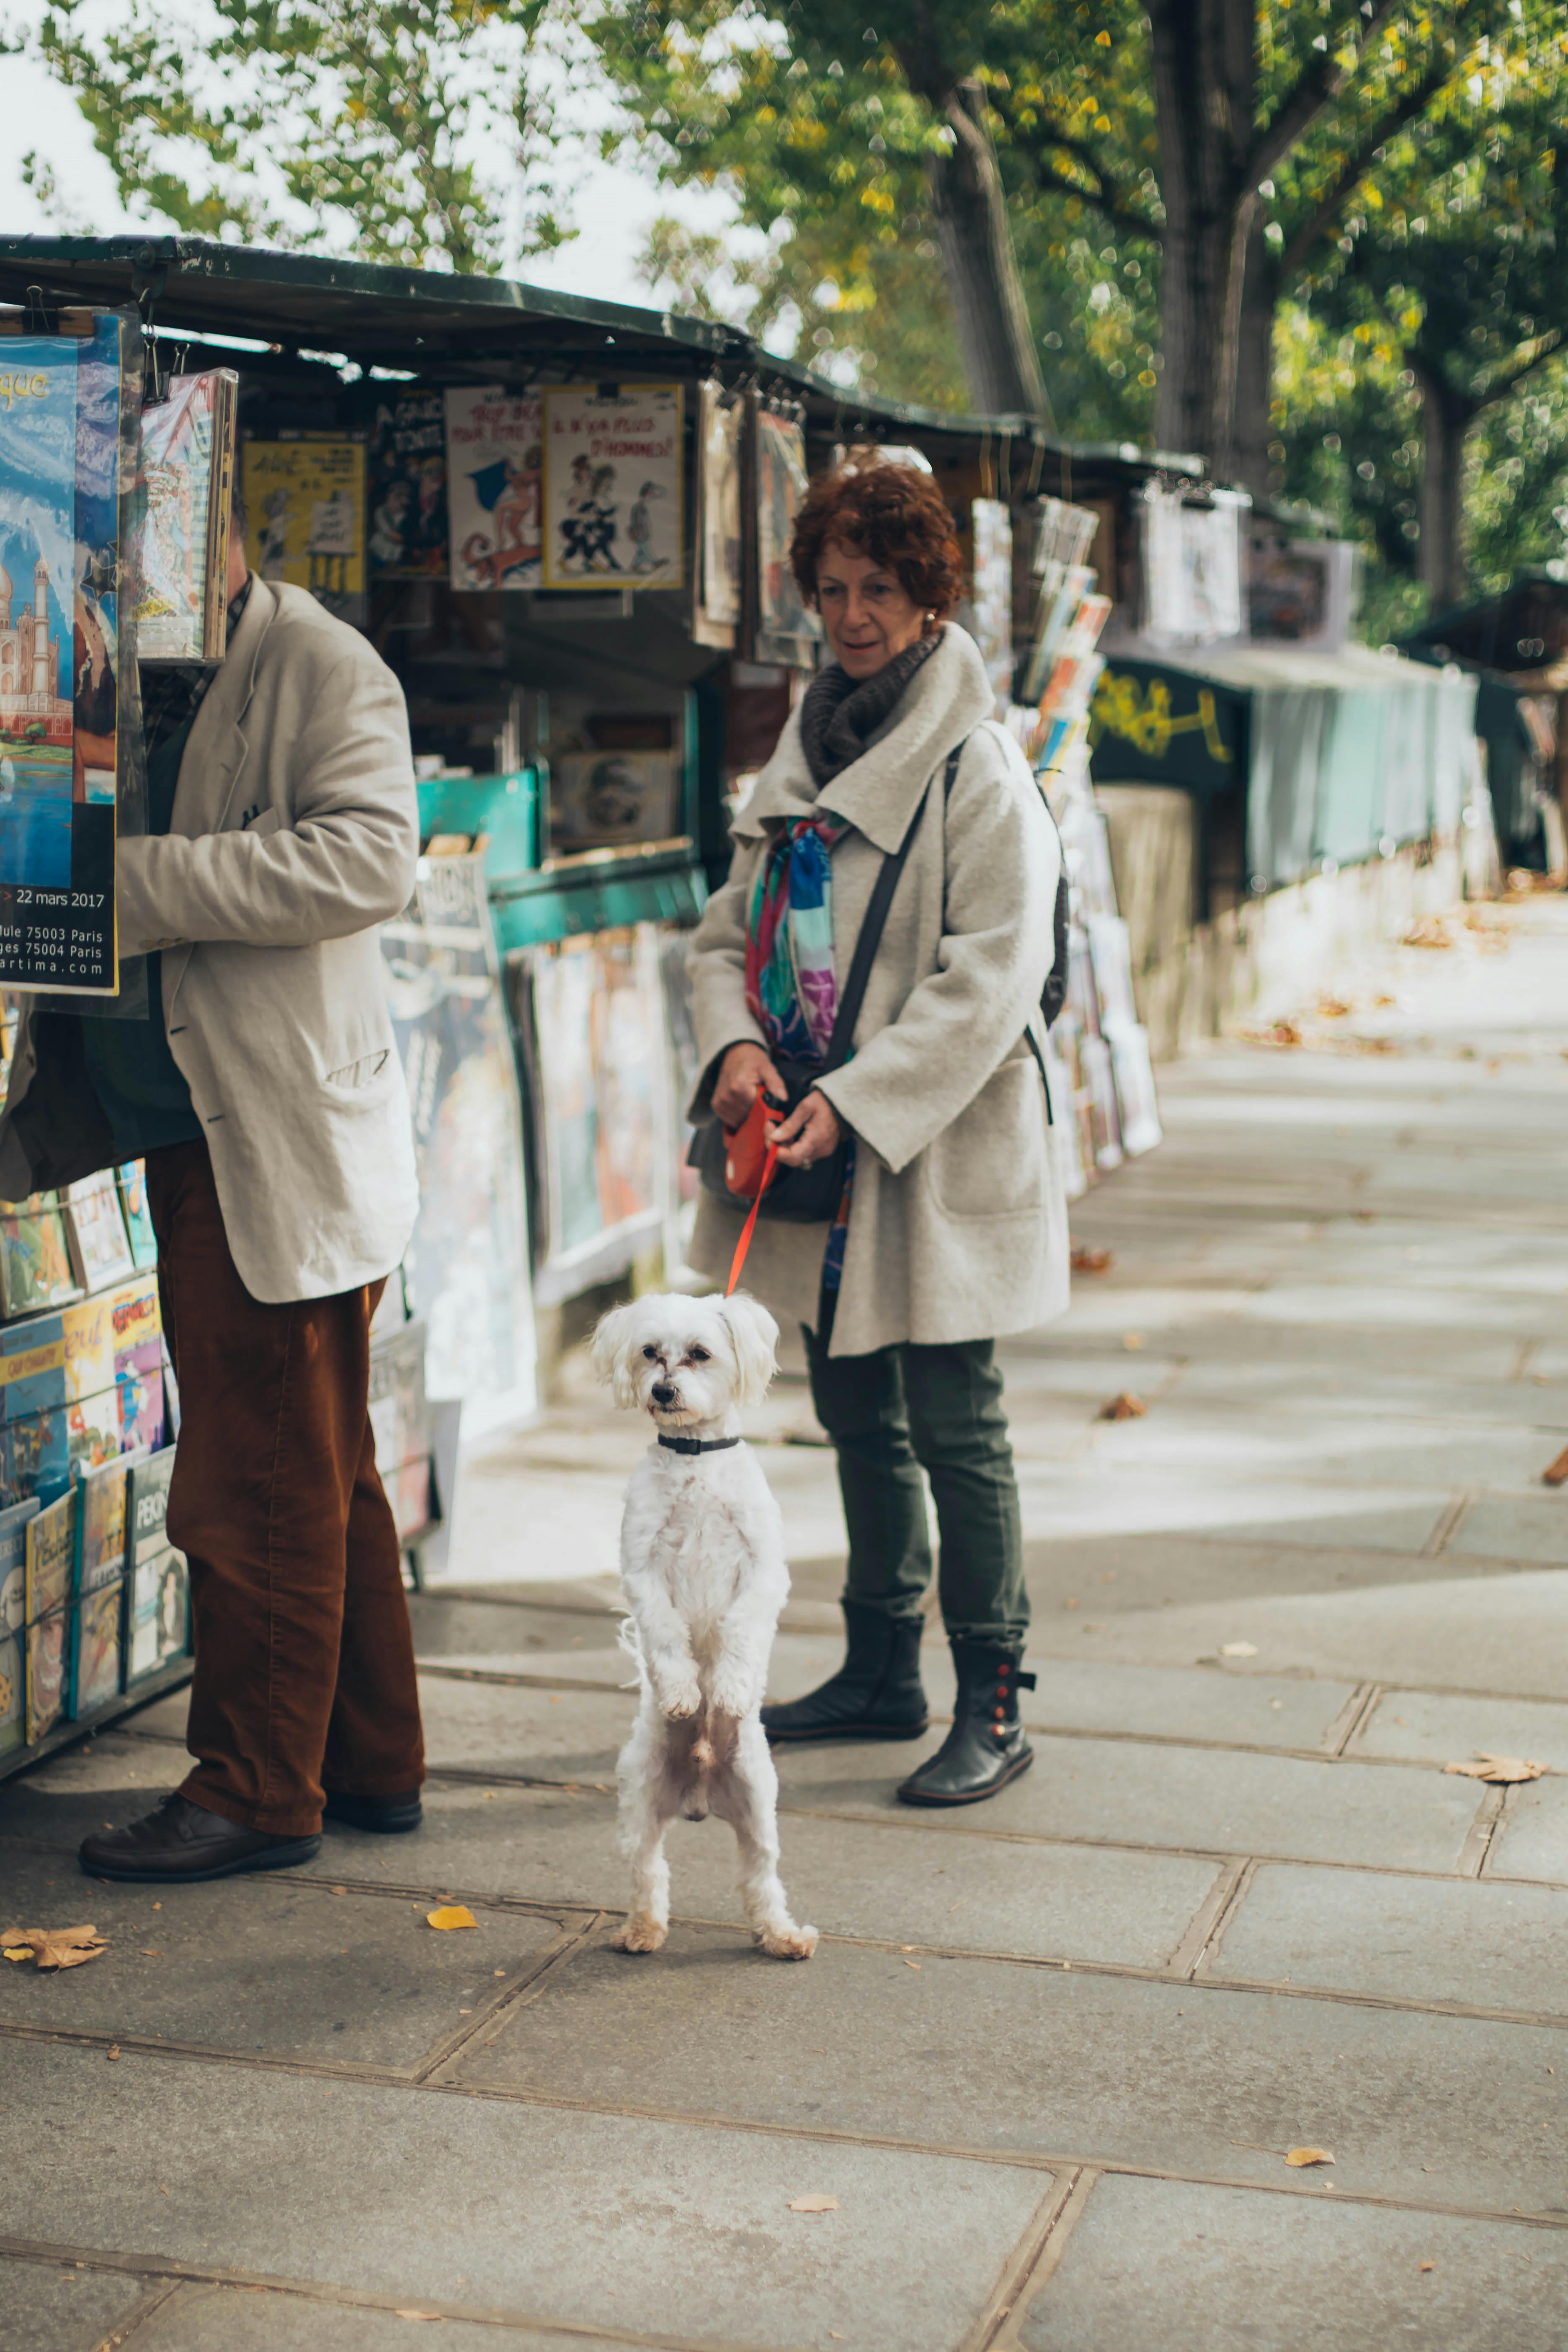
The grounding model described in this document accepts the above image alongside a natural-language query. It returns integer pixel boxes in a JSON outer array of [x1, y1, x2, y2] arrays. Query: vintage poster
[[243, 439, 367, 626], [969, 498, 1014, 715], [444, 388, 541, 592], [0, 311, 137, 995], [542, 383, 684, 589], [694, 381, 743, 648], [1142, 486, 1244, 644], [753, 407, 821, 668], [70, 1578, 123, 1715], [527, 925, 666, 1276], [549, 748, 681, 853], [364, 385, 449, 580], [379, 852, 537, 1430], [131, 369, 235, 662]]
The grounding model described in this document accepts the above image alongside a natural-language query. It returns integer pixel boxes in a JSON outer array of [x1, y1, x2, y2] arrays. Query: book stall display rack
[[1004, 499, 1164, 1195], [0, 1006, 186, 1782]]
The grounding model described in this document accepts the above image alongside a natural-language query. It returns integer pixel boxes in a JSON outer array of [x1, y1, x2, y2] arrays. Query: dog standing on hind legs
[[591, 1291, 817, 1962]]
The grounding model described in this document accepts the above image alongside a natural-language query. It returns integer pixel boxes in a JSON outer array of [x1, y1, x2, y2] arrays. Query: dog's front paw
[[756, 1922, 818, 1962], [660, 1681, 701, 1721], [709, 1677, 755, 1722], [613, 1912, 669, 1955]]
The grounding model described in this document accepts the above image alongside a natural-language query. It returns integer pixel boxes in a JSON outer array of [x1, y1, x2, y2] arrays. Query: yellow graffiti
[[1090, 671, 1235, 766], [0, 371, 50, 411]]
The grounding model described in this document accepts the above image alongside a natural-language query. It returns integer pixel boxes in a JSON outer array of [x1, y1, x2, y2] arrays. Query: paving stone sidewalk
[[5, 898, 1568, 2352]]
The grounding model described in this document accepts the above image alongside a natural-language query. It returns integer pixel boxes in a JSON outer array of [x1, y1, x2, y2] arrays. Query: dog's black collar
[[658, 1433, 741, 1455]]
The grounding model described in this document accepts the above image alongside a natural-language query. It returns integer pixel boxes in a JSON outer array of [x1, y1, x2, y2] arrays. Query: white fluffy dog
[[591, 1290, 817, 1962]]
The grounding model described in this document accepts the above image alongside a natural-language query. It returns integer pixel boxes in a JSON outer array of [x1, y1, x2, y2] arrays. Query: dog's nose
[[651, 1382, 676, 1406]]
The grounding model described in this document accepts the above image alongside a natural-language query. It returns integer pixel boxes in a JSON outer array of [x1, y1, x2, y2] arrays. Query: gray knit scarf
[[799, 632, 940, 789]]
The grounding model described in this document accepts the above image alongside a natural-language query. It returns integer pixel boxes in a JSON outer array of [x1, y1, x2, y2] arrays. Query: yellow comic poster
[[242, 439, 367, 624]]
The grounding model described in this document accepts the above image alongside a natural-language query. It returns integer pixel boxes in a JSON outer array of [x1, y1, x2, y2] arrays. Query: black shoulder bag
[[689, 746, 959, 1223]]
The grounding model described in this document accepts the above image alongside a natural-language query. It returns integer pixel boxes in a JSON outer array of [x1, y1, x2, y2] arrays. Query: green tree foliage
[[28, 0, 569, 271]]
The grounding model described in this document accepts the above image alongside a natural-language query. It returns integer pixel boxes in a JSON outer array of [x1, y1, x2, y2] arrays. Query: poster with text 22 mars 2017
[[0, 316, 129, 996]]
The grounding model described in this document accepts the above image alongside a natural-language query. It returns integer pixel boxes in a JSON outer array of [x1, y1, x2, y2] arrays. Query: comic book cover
[[4, 1403, 68, 1506], [66, 1171, 135, 1294], [243, 439, 367, 626], [75, 1448, 131, 1593], [67, 1388, 121, 1473], [542, 384, 684, 590], [115, 1161, 157, 1269], [68, 1576, 122, 1714], [753, 408, 821, 668], [0, 1310, 65, 1417], [128, 1442, 175, 1561], [0, 310, 139, 995], [113, 1271, 164, 1454], [0, 1493, 39, 1632], [364, 387, 449, 580], [694, 381, 744, 649], [0, 1204, 83, 1316], [128, 1543, 187, 1680], [26, 1602, 66, 1741], [62, 1292, 113, 1402], [0, 1623, 21, 1753], [132, 369, 237, 662], [368, 1320, 428, 1480], [444, 389, 541, 592], [25, 1485, 74, 1619]]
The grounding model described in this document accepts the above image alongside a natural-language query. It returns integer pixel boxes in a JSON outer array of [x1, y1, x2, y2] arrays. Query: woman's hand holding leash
[[714, 1043, 783, 1126], [771, 1089, 841, 1171]]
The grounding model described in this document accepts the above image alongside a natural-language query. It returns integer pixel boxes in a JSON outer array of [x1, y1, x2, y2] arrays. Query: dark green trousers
[[804, 1303, 1029, 1646]]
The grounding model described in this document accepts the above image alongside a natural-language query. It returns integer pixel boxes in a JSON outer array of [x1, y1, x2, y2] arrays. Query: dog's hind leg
[[714, 1719, 818, 1961], [613, 1718, 681, 1954]]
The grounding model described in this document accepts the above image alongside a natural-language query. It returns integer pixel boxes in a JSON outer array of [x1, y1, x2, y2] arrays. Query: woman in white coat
[[686, 456, 1067, 1805]]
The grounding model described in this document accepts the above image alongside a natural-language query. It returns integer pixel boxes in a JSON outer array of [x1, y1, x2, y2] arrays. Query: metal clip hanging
[[22, 284, 57, 337]]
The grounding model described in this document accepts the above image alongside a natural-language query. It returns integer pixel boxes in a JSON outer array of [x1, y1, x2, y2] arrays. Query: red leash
[[725, 1137, 780, 1295]]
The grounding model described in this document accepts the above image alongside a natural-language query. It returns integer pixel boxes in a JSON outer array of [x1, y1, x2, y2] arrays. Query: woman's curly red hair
[[790, 455, 963, 619]]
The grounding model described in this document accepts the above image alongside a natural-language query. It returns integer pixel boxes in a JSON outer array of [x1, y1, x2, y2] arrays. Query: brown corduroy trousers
[[147, 1139, 426, 1837]]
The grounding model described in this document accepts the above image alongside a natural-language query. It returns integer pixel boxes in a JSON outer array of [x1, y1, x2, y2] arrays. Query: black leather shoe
[[897, 1640, 1036, 1806], [322, 1788, 423, 1833], [79, 1794, 322, 1883], [763, 1600, 929, 1744]]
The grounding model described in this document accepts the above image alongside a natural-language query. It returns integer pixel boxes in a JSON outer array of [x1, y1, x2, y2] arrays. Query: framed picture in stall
[[242, 438, 367, 626], [753, 406, 822, 668], [541, 384, 685, 589], [444, 388, 542, 591], [549, 749, 682, 853], [362, 386, 449, 581]]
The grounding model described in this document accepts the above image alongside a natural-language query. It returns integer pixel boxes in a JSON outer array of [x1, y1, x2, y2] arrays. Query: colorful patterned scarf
[[744, 813, 855, 1293]]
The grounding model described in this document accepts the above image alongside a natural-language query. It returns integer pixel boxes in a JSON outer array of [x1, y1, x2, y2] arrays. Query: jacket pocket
[[325, 1048, 392, 1091], [924, 1054, 1047, 1220], [241, 806, 284, 838]]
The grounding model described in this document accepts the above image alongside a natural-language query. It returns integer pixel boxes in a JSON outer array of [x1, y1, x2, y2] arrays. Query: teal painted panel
[[488, 864, 707, 953], [1313, 692, 1386, 865], [416, 770, 539, 873]]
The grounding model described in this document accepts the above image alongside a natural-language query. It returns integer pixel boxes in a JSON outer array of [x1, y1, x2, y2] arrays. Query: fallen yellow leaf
[[903, 1959, 921, 1970], [426, 1906, 478, 1932], [1122, 1333, 1145, 1351], [789, 2194, 839, 2214], [1220, 1642, 1259, 1658], [1097, 1391, 1145, 1421], [106, 2045, 120, 2061], [1419, 2262, 1435, 2274], [0, 1924, 109, 1970], [1443, 1754, 1545, 1784], [394, 2311, 442, 2321], [1285, 2147, 1335, 2168]]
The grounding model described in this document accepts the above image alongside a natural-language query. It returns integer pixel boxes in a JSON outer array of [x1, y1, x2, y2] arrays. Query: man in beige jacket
[[0, 521, 426, 1882]]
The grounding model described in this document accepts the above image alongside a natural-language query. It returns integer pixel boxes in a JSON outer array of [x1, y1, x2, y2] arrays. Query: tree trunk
[[923, 79, 1050, 420], [1230, 222, 1277, 496], [1412, 356, 1471, 610], [1147, 0, 1255, 470]]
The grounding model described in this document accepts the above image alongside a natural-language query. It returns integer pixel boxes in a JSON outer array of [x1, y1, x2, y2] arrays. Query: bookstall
[[0, 238, 1191, 1396]]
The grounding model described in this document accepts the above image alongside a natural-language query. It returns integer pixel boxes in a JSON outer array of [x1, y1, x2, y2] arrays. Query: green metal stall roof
[[0, 232, 1203, 478]]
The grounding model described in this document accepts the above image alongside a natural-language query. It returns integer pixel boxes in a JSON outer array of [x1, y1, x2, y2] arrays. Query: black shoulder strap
[[821, 740, 965, 1074]]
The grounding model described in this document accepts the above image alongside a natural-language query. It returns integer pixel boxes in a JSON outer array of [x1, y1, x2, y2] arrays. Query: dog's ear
[[719, 1292, 778, 1407], [590, 1302, 644, 1409]]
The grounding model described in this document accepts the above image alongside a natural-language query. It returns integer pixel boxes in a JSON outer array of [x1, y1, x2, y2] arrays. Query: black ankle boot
[[897, 1639, 1035, 1806], [762, 1600, 928, 1744]]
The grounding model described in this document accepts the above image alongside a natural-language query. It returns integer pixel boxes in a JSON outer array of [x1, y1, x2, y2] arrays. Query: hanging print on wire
[[542, 384, 684, 591]]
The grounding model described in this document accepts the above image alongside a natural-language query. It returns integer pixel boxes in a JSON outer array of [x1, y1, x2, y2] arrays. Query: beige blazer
[[687, 624, 1069, 1356], [0, 579, 420, 1303]]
